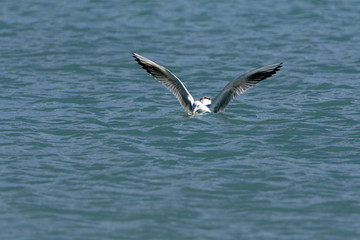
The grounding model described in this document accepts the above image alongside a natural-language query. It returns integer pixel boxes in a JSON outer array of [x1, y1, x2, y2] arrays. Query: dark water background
[[1, 0, 360, 239]]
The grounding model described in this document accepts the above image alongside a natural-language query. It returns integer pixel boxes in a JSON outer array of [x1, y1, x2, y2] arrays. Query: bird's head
[[200, 96, 211, 106]]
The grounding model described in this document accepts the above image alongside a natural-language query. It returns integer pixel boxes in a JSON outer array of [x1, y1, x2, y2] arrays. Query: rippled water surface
[[1, 0, 360, 239]]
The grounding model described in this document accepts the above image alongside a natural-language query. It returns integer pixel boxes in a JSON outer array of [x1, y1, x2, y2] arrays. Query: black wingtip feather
[[132, 53, 142, 65], [275, 62, 283, 71], [133, 53, 154, 75], [251, 62, 283, 82], [133, 53, 166, 81], [273, 62, 283, 75]]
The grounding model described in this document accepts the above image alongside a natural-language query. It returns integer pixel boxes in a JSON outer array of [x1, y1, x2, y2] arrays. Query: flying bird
[[133, 53, 282, 115]]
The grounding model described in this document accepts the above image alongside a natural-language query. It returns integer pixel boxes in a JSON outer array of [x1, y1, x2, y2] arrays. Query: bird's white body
[[193, 100, 211, 114], [133, 53, 282, 115]]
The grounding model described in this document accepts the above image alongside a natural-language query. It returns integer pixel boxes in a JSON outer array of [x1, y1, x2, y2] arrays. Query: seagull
[[133, 53, 282, 115]]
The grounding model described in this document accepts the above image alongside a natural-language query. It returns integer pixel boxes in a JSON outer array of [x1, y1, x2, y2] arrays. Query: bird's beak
[[192, 107, 198, 115]]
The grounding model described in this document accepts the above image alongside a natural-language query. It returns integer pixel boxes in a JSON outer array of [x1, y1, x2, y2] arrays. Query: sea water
[[1, 0, 360, 239]]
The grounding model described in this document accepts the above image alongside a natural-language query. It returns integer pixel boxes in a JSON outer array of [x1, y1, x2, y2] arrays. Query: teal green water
[[1, 0, 360, 239]]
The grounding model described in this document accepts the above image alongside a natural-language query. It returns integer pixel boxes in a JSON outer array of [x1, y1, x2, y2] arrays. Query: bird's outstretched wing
[[210, 62, 283, 113], [133, 53, 194, 113]]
